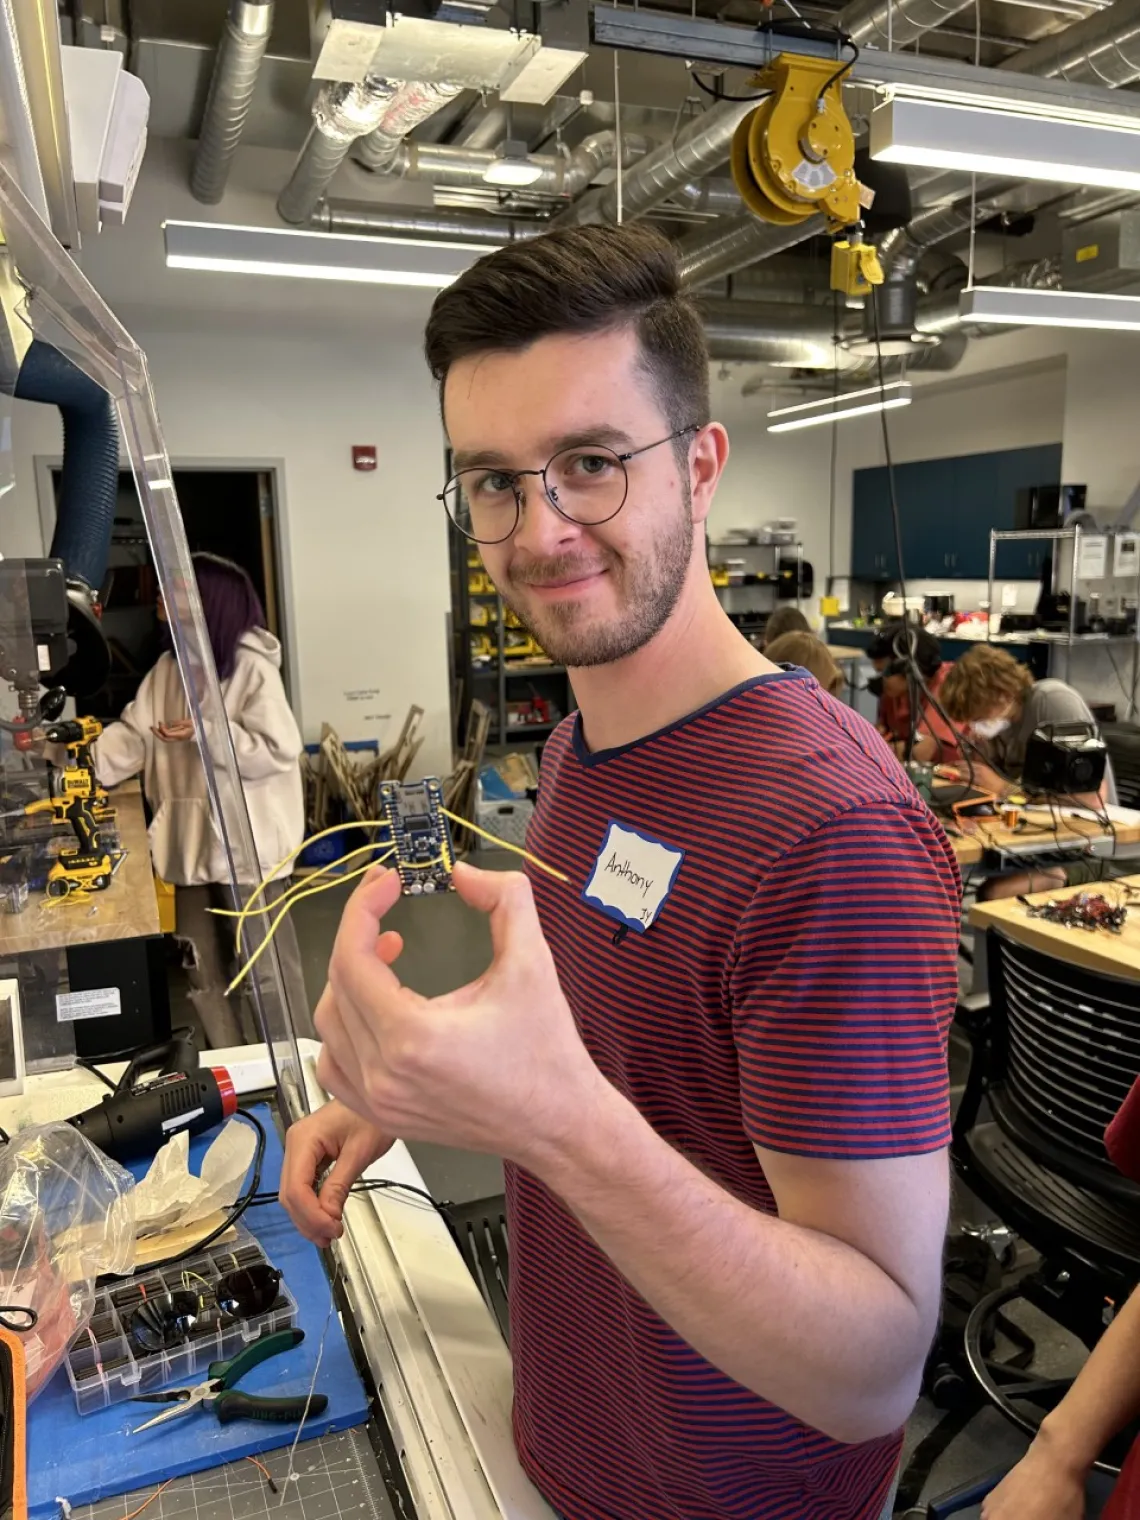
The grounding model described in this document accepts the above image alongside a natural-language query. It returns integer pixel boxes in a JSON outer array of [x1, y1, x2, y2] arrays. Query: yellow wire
[[230, 818, 394, 929], [208, 838, 389, 926], [440, 807, 569, 883], [225, 848, 395, 996]]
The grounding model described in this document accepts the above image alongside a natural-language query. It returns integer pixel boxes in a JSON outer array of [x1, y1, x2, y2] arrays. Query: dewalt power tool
[[2, 716, 123, 898]]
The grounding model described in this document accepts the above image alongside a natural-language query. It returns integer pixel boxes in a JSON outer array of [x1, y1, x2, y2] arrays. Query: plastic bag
[[0, 1124, 136, 1399]]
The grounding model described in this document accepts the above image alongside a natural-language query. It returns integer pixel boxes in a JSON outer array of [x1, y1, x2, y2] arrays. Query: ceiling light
[[871, 96, 1140, 191], [163, 220, 483, 289], [959, 285, 1140, 330], [482, 140, 544, 187], [767, 381, 912, 433]]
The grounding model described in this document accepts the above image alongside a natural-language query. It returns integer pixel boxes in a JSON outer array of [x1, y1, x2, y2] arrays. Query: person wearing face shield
[[940, 644, 1116, 808]]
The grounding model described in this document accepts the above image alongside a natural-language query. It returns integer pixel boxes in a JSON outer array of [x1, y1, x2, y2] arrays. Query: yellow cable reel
[[731, 53, 862, 231]]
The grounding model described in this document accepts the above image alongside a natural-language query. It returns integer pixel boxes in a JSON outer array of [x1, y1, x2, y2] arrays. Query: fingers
[[319, 1126, 393, 1227], [453, 863, 544, 962], [337, 869, 403, 958], [279, 1122, 340, 1245], [376, 930, 403, 966]]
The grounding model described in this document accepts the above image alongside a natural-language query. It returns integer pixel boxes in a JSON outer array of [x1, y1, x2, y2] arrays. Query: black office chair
[[1101, 721, 1140, 809], [943, 929, 1140, 1474]]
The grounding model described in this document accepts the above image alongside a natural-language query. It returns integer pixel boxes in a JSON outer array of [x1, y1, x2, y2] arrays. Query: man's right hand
[[279, 1100, 394, 1247]]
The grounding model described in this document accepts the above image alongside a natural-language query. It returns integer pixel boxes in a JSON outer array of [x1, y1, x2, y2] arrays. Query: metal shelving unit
[[707, 538, 805, 643], [988, 525, 1140, 714]]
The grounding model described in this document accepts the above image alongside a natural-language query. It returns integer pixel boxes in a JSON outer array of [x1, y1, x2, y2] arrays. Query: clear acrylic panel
[[0, 162, 309, 1116]]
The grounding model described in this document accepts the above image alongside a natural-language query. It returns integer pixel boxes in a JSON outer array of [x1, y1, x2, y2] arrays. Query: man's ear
[[689, 423, 729, 526]]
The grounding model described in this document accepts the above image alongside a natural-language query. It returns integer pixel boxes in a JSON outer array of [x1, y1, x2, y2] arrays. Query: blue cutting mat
[[28, 1103, 369, 1516]]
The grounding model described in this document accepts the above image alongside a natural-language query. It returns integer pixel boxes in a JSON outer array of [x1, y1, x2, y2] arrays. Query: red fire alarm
[[353, 445, 377, 472]]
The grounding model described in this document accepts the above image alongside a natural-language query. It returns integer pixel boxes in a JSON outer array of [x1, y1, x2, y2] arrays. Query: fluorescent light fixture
[[959, 285, 1140, 330], [483, 140, 544, 187], [767, 381, 912, 433], [871, 95, 1140, 191], [163, 220, 484, 289]]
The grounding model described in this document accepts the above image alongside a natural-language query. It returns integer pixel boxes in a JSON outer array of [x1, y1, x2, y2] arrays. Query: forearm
[[1036, 1288, 1140, 1473], [532, 1079, 931, 1444]]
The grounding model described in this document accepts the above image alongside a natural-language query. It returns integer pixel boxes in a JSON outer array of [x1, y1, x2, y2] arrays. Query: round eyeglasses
[[439, 426, 699, 545]]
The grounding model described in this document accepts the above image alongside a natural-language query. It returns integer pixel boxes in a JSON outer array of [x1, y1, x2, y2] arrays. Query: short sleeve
[[1029, 684, 1096, 728], [730, 803, 960, 1161]]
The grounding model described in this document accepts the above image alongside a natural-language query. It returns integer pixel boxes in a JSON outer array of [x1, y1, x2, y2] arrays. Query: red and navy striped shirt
[[508, 668, 960, 1520]]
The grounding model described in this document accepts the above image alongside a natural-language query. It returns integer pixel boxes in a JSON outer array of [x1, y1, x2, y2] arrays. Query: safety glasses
[[129, 1265, 282, 1354]]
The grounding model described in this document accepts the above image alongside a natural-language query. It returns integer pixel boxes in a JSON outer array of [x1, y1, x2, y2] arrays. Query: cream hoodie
[[93, 628, 305, 887]]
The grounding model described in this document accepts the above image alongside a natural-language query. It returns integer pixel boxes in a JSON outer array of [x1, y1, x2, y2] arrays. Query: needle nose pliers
[[130, 1327, 328, 1434]]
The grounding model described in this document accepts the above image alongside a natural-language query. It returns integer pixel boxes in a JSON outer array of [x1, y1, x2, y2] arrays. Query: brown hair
[[760, 606, 811, 649], [939, 644, 1034, 722], [423, 224, 710, 443], [765, 632, 845, 696]]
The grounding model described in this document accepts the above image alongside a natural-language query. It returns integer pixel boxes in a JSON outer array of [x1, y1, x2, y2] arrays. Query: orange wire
[[120, 1479, 174, 1520], [245, 1454, 276, 1489]]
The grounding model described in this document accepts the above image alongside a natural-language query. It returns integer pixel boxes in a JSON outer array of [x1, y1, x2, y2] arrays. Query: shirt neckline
[[571, 667, 807, 768]]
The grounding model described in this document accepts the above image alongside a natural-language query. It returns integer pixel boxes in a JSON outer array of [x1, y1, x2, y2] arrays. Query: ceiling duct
[[1004, 0, 1140, 85], [558, 98, 754, 227], [277, 77, 398, 224], [190, 0, 274, 204], [666, 178, 743, 218], [837, 0, 973, 51], [457, 103, 510, 149], [349, 81, 464, 175], [678, 213, 827, 289], [313, 200, 544, 243], [355, 129, 650, 197]]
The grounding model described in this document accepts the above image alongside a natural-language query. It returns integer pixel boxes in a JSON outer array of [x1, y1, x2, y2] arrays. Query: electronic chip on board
[[380, 777, 455, 895]]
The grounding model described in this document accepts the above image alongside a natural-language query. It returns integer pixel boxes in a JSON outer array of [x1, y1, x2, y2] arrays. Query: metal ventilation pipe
[[277, 78, 397, 224], [837, 0, 972, 51], [191, 0, 274, 204], [666, 178, 743, 217], [458, 103, 510, 149], [351, 81, 464, 174], [701, 299, 844, 365], [361, 131, 650, 198], [1004, 0, 1140, 84], [558, 98, 755, 226], [313, 200, 543, 243], [678, 213, 826, 289]]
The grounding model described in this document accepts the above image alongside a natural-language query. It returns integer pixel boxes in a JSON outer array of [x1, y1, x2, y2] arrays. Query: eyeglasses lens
[[215, 1265, 281, 1321]]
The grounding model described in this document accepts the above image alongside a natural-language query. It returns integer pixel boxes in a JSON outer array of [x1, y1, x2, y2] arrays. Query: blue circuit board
[[379, 777, 455, 895]]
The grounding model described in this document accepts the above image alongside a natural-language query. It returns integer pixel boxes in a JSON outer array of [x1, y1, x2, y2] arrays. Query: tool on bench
[[130, 1328, 326, 1432], [68, 1027, 237, 1163]]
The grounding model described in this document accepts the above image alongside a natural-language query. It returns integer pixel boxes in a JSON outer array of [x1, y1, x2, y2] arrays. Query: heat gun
[[68, 1027, 237, 1163]]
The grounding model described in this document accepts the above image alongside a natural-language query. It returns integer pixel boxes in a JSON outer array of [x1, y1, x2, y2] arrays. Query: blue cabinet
[[851, 443, 1062, 582]]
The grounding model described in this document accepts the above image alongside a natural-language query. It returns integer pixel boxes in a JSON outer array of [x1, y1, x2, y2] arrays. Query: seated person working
[[939, 645, 1119, 901], [867, 625, 963, 764], [764, 631, 845, 697]]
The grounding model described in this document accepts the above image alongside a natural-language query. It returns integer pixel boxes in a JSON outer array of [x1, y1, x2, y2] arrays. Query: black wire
[[74, 1058, 118, 1092], [135, 1108, 266, 1274], [689, 69, 771, 104], [818, 36, 859, 100], [0, 1305, 36, 1332], [248, 1177, 454, 1225]]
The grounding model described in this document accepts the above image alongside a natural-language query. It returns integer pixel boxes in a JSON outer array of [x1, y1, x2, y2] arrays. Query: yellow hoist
[[729, 52, 884, 298]]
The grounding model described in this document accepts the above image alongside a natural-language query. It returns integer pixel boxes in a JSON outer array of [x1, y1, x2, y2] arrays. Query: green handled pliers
[[130, 1328, 328, 1434]]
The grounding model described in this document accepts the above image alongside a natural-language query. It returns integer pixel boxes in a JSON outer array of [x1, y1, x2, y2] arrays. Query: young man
[[279, 224, 960, 1520], [940, 644, 1117, 806]]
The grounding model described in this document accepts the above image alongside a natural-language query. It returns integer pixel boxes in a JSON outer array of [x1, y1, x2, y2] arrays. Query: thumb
[[453, 863, 543, 962], [320, 1131, 384, 1219]]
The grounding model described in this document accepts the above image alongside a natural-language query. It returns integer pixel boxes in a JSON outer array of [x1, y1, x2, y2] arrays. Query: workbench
[[970, 874, 1140, 981], [948, 809, 1140, 867]]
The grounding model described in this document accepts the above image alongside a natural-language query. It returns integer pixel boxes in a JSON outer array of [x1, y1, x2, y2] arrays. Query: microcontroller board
[[379, 777, 455, 895]]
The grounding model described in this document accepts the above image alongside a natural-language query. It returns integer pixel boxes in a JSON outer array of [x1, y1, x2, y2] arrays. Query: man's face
[[443, 327, 714, 668]]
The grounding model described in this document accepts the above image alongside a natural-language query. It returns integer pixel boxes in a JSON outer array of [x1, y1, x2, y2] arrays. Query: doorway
[[38, 463, 291, 722]]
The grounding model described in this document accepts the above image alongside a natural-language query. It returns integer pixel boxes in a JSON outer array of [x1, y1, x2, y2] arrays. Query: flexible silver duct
[[363, 130, 650, 198], [678, 214, 826, 289], [191, 0, 274, 204], [351, 81, 464, 175], [666, 178, 743, 217], [313, 200, 543, 243], [878, 187, 1020, 279], [558, 98, 755, 227], [277, 78, 398, 224], [837, 0, 972, 51]]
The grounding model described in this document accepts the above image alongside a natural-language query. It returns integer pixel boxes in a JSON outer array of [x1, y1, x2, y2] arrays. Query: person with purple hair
[[93, 552, 306, 1046]]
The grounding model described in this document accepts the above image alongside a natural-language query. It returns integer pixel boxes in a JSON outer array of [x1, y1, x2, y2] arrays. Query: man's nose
[[512, 476, 581, 557]]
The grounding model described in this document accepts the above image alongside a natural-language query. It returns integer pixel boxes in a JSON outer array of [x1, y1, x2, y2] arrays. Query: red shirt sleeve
[[1106, 1077, 1140, 1184], [729, 804, 961, 1160]]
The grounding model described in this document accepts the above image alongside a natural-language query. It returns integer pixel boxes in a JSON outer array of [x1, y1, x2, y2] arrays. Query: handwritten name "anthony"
[[604, 851, 654, 899]]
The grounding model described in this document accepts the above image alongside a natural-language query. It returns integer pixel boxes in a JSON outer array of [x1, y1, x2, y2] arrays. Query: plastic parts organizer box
[[65, 1225, 297, 1416]]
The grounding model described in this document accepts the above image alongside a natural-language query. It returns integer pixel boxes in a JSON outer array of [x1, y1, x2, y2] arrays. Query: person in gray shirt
[[940, 645, 1117, 806]]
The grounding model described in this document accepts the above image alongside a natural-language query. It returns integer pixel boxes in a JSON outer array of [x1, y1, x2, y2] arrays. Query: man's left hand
[[314, 863, 606, 1166]]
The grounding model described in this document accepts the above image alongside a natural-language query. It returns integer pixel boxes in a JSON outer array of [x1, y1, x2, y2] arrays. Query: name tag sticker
[[583, 822, 685, 934]]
